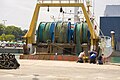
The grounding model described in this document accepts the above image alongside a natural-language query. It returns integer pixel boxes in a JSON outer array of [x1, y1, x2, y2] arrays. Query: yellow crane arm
[[24, 3, 40, 44]]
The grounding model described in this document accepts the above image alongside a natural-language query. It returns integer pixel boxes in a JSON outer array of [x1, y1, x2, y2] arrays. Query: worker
[[89, 50, 97, 64], [97, 54, 105, 65], [77, 51, 85, 63]]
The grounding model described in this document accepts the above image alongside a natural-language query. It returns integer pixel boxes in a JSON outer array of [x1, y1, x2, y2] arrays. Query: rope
[[55, 22, 62, 42], [43, 22, 51, 42], [37, 22, 46, 43], [60, 22, 68, 43], [37, 21, 91, 56], [89, 11, 104, 37], [92, 0, 95, 16], [75, 22, 82, 56]]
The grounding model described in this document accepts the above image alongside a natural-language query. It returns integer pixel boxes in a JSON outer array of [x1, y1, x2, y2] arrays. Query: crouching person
[[89, 51, 97, 64], [97, 54, 105, 65], [77, 51, 85, 63]]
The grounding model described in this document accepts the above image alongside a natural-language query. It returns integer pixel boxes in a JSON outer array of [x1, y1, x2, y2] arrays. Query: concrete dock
[[0, 60, 120, 80]]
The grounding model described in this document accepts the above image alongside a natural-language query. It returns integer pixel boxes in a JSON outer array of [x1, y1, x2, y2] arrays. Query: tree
[[1, 34, 6, 41], [0, 24, 5, 35], [5, 34, 15, 41], [0, 23, 28, 41], [0, 34, 15, 41], [21, 29, 28, 36], [5, 25, 23, 41]]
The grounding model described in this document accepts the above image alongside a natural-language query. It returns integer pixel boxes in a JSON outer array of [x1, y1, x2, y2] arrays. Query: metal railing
[[37, 0, 83, 3]]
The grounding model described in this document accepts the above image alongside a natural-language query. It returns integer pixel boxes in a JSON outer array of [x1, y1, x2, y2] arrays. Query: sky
[[0, 0, 120, 30]]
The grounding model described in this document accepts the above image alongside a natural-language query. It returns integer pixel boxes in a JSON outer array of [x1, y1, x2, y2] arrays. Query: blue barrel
[[67, 22, 71, 43], [49, 22, 55, 42]]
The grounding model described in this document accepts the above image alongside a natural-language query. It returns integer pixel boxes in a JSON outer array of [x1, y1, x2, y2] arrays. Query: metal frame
[[24, 2, 98, 46], [38, 0, 80, 3]]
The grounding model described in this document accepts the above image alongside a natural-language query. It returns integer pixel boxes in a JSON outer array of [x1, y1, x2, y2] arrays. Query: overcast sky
[[0, 0, 120, 30]]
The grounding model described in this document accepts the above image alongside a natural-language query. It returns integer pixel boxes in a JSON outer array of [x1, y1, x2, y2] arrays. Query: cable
[[93, 0, 95, 16]]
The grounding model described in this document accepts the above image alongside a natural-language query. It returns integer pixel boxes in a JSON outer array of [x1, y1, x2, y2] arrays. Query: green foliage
[[0, 24, 5, 35], [0, 36, 2, 41], [5, 26, 23, 40], [0, 23, 27, 41], [5, 34, 15, 41], [1, 34, 6, 41], [0, 34, 15, 41]]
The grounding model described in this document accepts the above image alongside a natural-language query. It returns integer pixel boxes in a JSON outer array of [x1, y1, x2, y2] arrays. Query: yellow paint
[[111, 33, 115, 49], [24, 3, 40, 44]]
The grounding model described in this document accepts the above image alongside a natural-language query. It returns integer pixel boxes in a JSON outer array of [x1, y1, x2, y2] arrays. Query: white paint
[[27, 44, 33, 54]]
